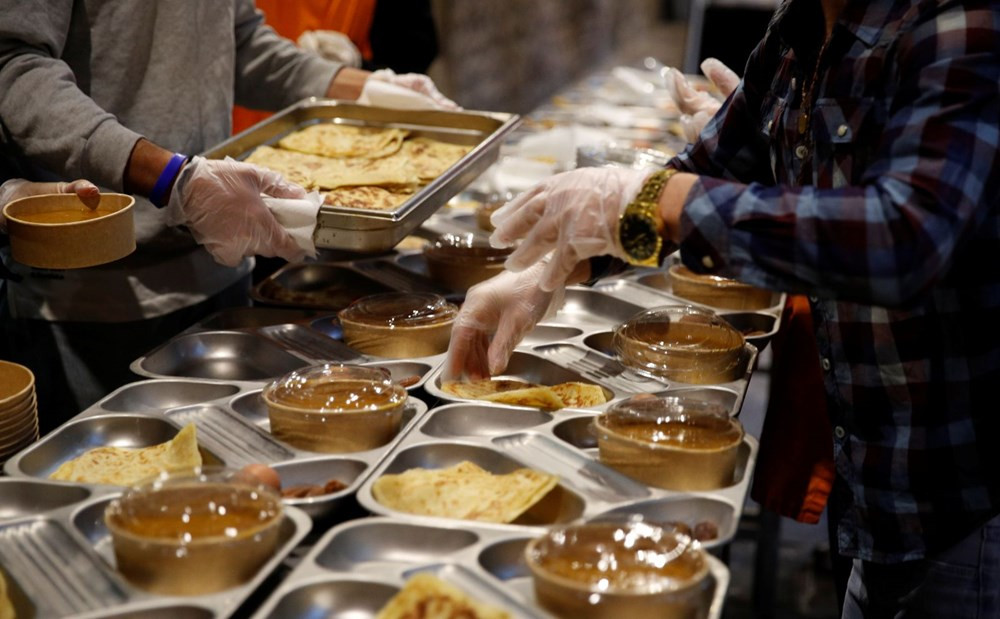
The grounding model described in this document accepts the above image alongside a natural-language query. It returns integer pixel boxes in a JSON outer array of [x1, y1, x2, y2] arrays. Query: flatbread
[[376, 573, 510, 619], [278, 124, 409, 159], [244, 145, 330, 189], [49, 424, 202, 487], [323, 186, 414, 210], [245, 146, 418, 190], [399, 137, 472, 181], [0, 570, 13, 619], [441, 379, 608, 411], [371, 460, 558, 523]]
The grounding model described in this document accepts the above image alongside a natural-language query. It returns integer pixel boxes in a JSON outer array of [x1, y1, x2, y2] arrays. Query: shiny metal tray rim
[[251, 515, 730, 619], [354, 401, 757, 543], [3, 378, 430, 523], [0, 490, 311, 619], [615, 266, 788, 317]]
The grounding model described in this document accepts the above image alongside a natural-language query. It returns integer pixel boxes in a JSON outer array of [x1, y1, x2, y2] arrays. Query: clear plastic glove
[[0, 178, 100, 232], [489, 167, 649, 292], [666, 58, 741, 142], [164, 156, 309, 267], [366, 68, 460, 110], [445, 261, 566, 380], [297, 30, 362, 68]]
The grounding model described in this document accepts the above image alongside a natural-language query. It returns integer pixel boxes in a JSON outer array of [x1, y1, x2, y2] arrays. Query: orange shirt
[[233, 0, 377, 134]]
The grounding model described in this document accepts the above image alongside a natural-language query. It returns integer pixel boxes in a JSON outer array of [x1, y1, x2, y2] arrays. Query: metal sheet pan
[[252, 516, 730, 619], [201, 99, 520, 252]]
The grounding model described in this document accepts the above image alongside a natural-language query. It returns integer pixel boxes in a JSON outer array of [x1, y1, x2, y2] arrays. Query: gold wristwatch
[[617, 168, 677, 266]]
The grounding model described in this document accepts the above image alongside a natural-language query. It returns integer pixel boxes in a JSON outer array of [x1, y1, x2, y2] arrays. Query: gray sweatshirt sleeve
[[0, 3, 143, 190], [232, 0, 344, 111]]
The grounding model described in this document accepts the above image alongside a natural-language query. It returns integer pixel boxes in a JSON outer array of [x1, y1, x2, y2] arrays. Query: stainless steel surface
[[131, 331, 308, 381], [202, 99, 520, 252], [100, 380, 241, 413], [253, 517, 730, 619], [189, 307, 323, 332], [0, 479, 91, 521], [251, 263, 392, 310], [356, 402, 757, 549], [554, 287, 646, 325], [258, 324, 366, 363]]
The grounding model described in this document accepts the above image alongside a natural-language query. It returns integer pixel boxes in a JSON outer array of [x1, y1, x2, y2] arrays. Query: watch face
[[620, 213, 659, 262]]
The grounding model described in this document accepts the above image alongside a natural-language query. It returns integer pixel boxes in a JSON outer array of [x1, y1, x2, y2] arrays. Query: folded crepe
[[322, 186, 415, 210], [278, 123, 409, 159], [441, 379, 608, 411], [372, 460, 558, 523], [246, 145, 419, 190], [376, 573, 511, 619], [49, 424, 202, 486]]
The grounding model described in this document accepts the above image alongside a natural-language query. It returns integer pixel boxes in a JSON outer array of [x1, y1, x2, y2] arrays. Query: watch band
[[618, 168, 679, 266]]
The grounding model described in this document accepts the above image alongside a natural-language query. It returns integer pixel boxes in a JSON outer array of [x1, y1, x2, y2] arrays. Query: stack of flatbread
[[244, 123, 472, 211], [372, 461, 558, 524], [441, 379, 608, 411], [376, 573, 511, 619], [48, 424, 202, 486]]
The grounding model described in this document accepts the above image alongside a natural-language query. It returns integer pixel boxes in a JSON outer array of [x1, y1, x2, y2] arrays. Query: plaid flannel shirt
[[670, 0, 1000, 562]]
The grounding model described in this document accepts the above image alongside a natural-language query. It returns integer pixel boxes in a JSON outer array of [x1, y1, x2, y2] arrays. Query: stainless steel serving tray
[[202, 99, 520, 252], [0, 478, 311, 619], [356, 401, 757, 551], [252, 516, 730, 619], [5, 379, 429, 525]]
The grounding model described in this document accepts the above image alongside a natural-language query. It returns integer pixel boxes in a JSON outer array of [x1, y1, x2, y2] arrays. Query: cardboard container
[[3, 193, 135, 269]]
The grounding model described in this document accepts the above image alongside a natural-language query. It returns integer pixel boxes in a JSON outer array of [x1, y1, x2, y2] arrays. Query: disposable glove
[[364, 68, 460, 110], [297, 30, 362, 67], [666, 58, 740, 142], [489, 167, 649, 292], [164, 156, 309, 267], [0, 178, 100, 232], [445, 260, 566, 380]]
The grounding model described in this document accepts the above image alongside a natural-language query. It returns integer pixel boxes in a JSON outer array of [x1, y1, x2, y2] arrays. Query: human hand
[[489, 167, 649, 292], [445, 261, 565, 380], [666, 58, 740, 142], [0, 178, 100, 232], [164, 156, 308, 267], [364, 68, 460, 110]]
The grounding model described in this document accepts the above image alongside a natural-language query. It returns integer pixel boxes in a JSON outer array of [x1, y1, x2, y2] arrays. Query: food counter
[[0, 61, 770, 619]]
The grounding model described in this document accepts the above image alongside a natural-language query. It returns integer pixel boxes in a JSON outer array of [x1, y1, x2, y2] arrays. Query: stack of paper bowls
[[0, 361, 38, 463]]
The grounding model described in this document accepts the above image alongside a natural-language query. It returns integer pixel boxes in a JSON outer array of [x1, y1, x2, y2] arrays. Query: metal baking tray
[[202, 99, 520, 252], [0, 478, 311, 619], [357, 401, 757, 548], [131, 319, 444, 392], [424, 287, 759, 417], [5, 379, 429, 525], [251, 516, 730, 619]]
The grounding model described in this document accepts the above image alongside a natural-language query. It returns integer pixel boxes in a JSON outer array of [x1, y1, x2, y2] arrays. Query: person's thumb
[[61, 180, 101, 209]]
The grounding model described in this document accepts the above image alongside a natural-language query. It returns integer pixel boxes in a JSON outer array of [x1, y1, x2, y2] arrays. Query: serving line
[[0, 478, 311, 619], [4, 378, 429, 525], [355, 401, 757, 549], [251, 516, 730, 619]]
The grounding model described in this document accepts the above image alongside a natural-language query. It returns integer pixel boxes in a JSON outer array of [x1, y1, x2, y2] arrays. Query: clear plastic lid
[[338, 292, 458, 328], [575, 143, 673, 171], [596, 395, 743, 450], [104, 466, 282, 544], [263, 363, 406, 413], [613, 305, 744, 381], [669, 264, 751, 289], [423, 233, 513, 263], [525, 521, 707, 593]]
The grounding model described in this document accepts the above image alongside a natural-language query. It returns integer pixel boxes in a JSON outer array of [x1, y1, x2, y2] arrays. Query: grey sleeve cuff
[[81, 118, 144, 192]]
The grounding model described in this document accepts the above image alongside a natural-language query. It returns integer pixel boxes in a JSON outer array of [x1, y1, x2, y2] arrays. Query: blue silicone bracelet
[[149, 153, 188, 207]]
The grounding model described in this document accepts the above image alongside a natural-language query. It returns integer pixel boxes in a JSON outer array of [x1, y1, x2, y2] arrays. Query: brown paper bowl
[[4, 193, 135, 269], [668, 265, 772, 311]]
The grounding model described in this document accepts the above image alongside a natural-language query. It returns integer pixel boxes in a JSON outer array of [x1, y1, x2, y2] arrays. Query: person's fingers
[[538, 245, 583, 293], [445, 325, 489, 381], [504, 214, 560, 272], [63, 180, 101, 209], [489, 183, 545, 232], [261, 175, 308, 200], [700, 58, 740, 98], [488, 311, 526, 376], [679, 114, 700, 143]]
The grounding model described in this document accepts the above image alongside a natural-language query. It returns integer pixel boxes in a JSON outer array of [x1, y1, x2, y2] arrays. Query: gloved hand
[[445, 260, 565, 380], [164, 156, 309, 267], [364, 68, 460, 110], [666, 58, 740, 142], [0, 178, 100, 232], [297, 30, 362, 68], [489, 167, 649, 292]]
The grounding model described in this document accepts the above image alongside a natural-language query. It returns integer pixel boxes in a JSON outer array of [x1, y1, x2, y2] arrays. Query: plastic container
[[263, 364, 407, 453], [104, 466, 283, 595], [3, 193, 135, 269], [423, 233, 511, 291], [613, 305, 744, 384], [594, 396, 744, 490], [575, 143, 673, 170], [338, 292, 458, 358], [525, 521, 711, 619], [668, 265, 772, 310]]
